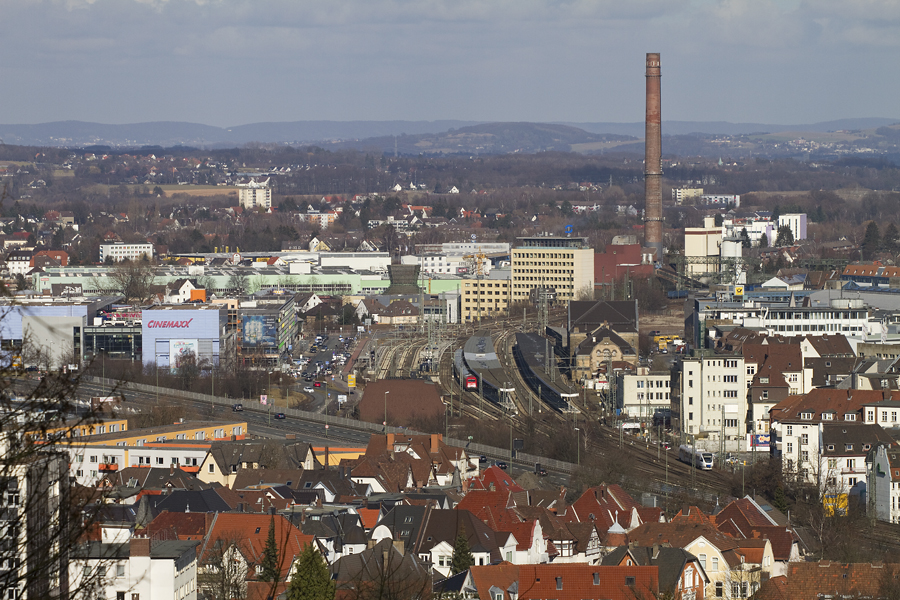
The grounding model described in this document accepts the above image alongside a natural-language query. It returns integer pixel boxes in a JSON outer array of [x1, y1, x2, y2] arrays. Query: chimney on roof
[[269, 506, 276, 516], [170, 464, 175, 476], [130, 537, 151, 557], [430, 433, 440, 453], [392, 540, 405, 555]]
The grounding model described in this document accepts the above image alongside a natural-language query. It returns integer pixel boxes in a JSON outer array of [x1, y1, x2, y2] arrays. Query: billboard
[[242, 314, 277, 348], [750, 434, 770, 448], [170, 339, 198, 373], [348, 373, 356, 388]]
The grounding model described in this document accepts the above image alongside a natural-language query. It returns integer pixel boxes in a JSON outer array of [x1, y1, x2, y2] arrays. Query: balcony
[[98, 463, 119, 472], [841, 467, 866, 475]]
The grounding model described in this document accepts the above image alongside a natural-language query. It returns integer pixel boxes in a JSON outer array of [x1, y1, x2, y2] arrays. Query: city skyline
[[2, 0, 898, 127]]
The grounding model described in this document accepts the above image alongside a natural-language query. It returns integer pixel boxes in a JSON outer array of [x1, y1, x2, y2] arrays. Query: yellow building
[[511, 236, 594, 303], [30, 417, 130, 442], [77, 420, 247, 446], [461, 275, 511, 321]]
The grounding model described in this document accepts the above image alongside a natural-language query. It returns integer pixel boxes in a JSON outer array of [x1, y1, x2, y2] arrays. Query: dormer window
[[823, 413, 834, 421], [845, 414, 857, 421], [827, 445, 835, 451], [760, 377, 769, 384], [801, 412, 813, 420], [846, 444, 853, 451]]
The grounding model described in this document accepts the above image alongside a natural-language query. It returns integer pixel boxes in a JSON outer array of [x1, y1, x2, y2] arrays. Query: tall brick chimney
[[644, 52, 663, 262]]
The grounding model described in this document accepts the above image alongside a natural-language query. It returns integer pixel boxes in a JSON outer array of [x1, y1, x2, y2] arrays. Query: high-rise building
[[510, 236, 594, 303]]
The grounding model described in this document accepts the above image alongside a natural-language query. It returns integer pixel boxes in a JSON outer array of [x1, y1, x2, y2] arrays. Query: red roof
[[468, 562, 659, 600], [201, 514, 312, 581]]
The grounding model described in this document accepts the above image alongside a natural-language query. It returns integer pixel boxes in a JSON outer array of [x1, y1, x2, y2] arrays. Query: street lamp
[[575, 427, 581, 465], [99, 347, 105, 393], [384, 391, 390, 429]]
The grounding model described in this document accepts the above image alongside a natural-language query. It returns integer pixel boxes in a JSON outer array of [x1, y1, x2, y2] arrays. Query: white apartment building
[[237, 178, 272, 210], [777, 213, 807, 241], [870, 444, 900, 524], [99, 243, 154, 262], [616, 370, 672, 421], [680, 355, 748, 441], [69, 538, 199, 600], [66, 443, 213, 487], [511, 236, 594, 303], [401, 253, 489, 276]]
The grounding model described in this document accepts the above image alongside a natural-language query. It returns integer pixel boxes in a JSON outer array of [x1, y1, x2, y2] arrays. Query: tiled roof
[[468, 562, 659, 600], [199, 513, 312, 581], [771, 561, 900, 600], [770, 389, 891, 423]]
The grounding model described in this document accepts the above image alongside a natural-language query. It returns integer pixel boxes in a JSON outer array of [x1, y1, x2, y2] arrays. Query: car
[[535, 467, 548, 477], [495, 461, 508, 470], [303, 386, 315, 393], [274, 413, 286, 420], [479, 455, 488, 463], [232, 403, 243, 412], [314, 381, 322, 387]]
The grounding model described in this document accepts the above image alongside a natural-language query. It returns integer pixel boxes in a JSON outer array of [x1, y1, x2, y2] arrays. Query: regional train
[[465, 375, 478, 390], [678, 445, 714, 470]]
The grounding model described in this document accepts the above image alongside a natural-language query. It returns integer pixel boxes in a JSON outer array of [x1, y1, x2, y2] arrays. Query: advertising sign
[[338, 394, 347, 404], [347, 373, 356, 388], [170, 339, 198, 373], [260, 395, 268, 405], [242, 314, 277, 348], [750, 434, 770, 448]]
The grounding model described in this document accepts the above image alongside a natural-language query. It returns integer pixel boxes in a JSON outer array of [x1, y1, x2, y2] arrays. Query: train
[[465, 375, 478, 390], [678, 445, 714, 470]]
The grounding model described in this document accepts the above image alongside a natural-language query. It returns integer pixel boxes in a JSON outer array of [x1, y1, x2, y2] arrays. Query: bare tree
[[91, 259, 157, 303], [198, 532, 249, 600]]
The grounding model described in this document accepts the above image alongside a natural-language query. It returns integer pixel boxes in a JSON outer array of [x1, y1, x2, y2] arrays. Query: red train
[[465, 375, 478, 390]]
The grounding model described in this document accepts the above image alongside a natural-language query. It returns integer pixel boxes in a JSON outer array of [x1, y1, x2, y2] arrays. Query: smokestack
[[644, 52, 663, 262]]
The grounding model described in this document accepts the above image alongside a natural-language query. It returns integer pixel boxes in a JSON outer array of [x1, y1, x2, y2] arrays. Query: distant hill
[[0, 120, 484, 148], [563, 118, 900, 138], [330, 122, 637, 155], [0, 118, 896, 151]]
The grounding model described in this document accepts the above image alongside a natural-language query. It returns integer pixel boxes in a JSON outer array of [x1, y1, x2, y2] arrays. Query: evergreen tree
[[774, 225, 794, 247], [862, 221, 881, 260], [740, 227, 751, 249], [883, 222, 899, 254], [259, 515, 280, 582], [451, 525, 475, 575], [287, 543, 335, 600], [759, 233, 769, 248]]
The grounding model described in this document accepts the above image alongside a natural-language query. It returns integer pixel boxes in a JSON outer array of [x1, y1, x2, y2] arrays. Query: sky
[[3, 0, 899, 127]]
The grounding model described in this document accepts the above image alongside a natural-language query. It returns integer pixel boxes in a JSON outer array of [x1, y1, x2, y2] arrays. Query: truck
[[90, 396, 121, 411]]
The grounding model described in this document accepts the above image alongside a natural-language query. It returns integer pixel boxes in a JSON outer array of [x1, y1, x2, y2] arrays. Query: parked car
[[274, 413, 286, 420]]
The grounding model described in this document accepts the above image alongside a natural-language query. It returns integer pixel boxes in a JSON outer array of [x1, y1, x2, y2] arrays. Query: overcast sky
[[3, 0, 898, 127]]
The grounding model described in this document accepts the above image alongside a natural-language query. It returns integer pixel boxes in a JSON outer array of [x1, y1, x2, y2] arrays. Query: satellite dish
[[471, 234, 477, 241]]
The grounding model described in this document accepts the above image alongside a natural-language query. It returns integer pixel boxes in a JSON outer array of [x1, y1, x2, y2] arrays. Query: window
[[593, 572, 600, 585], [845, 414, 857, 421], [761, 390, 768, 400], [625, 577, 636, 586], [787, 442, 793, 453], [698, 554, 707, 569], [117, 564, 125, 577], [715, 582, 724, 597], [711, 557, 718, 572], [208, 464, 214, 473], [786, 426, 793, 436], [801, 434, 809, 445], [556, 576, 563, 590]]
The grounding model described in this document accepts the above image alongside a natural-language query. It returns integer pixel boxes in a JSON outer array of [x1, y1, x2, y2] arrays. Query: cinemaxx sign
[[146, 319, 194, 329]]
